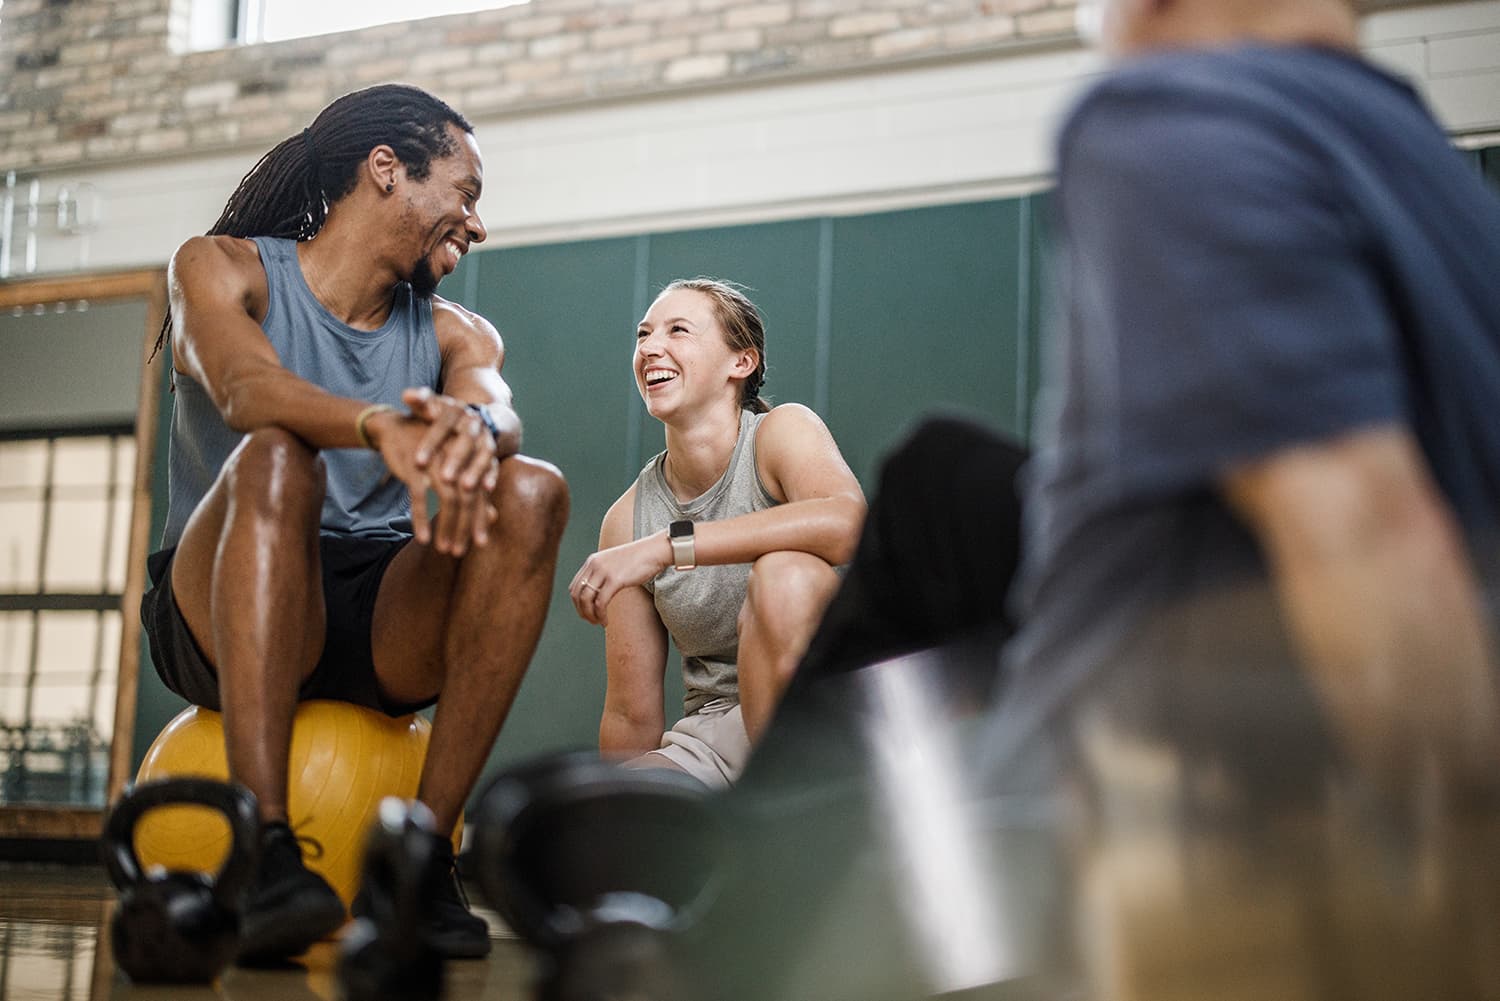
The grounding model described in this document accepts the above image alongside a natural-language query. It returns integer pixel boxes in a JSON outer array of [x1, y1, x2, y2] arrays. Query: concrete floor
[[0, 862, 538, 1001]]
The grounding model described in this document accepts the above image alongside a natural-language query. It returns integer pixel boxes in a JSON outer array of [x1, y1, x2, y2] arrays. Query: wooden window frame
[[0, 268, 167, 841]]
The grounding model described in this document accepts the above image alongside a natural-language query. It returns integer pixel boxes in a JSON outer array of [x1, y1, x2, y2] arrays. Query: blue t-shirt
[[994, 45, 1500, 755]]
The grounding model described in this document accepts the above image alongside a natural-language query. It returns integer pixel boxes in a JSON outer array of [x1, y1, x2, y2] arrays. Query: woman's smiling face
[[634, 287, 749, 420]]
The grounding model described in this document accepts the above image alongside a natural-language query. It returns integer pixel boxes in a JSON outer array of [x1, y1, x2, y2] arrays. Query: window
[[188, 0, 528, 50], [0, 430, 134, 808]]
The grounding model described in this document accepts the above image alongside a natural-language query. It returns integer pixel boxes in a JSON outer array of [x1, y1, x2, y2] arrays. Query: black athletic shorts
[[140, 534, 434, 717]]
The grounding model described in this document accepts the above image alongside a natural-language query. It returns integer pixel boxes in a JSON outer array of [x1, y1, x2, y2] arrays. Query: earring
[[385, 182, 394, 192]]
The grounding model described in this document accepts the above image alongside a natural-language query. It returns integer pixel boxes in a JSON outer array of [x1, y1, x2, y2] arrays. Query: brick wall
[[0, 0, 1082, 174]]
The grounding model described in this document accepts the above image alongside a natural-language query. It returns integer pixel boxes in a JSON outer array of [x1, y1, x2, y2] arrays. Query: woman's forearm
[[685, 493, 866, 567], [599, 704, 665, 758]]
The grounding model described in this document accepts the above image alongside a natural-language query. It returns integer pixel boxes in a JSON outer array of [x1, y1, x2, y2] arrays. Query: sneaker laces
[[449, 863, 473, 910], [258, 820, 326, 875], [432, 839, 471, 909], [289, 818, 325, 861]]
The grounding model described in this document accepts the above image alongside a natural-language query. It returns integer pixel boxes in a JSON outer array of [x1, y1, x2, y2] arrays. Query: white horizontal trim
[[481, 174, 1056, 250], [4, 1, 1496, 277], [1360, 0, 1500, 44]]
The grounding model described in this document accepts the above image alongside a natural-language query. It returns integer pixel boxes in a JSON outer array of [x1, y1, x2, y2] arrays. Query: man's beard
[[410, 255, 440, 299]]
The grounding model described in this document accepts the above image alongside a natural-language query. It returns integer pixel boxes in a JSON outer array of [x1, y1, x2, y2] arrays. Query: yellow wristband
[[355, 404, 396, 450]]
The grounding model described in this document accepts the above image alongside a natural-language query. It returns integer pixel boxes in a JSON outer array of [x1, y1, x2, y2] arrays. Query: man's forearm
[[1228, 428, 1500, 791], [1271, 514, 1500, 787], [218, 365, 375, 449]]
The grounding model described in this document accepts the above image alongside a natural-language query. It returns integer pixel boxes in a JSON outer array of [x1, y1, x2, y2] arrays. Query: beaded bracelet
[[355, 404, 397, 450]]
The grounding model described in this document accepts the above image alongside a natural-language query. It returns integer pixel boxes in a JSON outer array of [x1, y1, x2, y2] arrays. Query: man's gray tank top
[[634, 408, 777, 716], [158, 236, 441, 549]]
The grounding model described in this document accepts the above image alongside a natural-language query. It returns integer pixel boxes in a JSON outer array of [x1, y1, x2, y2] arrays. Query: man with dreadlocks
[[141, 84, 569, 963]]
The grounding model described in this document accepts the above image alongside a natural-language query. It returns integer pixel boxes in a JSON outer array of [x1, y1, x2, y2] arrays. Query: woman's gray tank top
[[159, 236, 441, 548], [634, 408, 777, 715]]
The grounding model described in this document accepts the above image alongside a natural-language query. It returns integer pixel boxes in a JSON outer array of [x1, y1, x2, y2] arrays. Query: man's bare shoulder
[[432, 295, 500, 342], [169, 235, 265, 304], [171, 234, 262, 277], [431, 295, 503, 366]]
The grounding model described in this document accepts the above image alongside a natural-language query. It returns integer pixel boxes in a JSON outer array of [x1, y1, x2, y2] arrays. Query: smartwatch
[[669, 519, 696, 571], [467, 403, 501, 443]]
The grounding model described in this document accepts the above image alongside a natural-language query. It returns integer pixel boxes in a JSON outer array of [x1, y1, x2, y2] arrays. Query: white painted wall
[[1361, 0, 1500, 140], [477, 44, 1097, 249], [4, 0, 1497, 280]]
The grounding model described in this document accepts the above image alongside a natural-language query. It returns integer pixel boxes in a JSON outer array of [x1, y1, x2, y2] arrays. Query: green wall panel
[[826, 200, 1025, 485], [457, 236, 644, 768], [1024, 192, 1054, 446], [131, 358, 180, 772]]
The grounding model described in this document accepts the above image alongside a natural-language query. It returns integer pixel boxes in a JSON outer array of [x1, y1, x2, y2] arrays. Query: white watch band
[[669, 520, 696, 571]]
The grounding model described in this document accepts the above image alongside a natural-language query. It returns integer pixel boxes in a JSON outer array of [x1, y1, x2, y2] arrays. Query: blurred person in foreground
[[1000, 0, 1500, 797], [698, 11, 1500, 994]]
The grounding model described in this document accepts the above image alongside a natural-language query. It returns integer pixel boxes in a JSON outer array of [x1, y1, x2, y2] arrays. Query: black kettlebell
[[473, 752, 726, 1001], [337, 798, 447, 1001], [101, 777, 259, 983]]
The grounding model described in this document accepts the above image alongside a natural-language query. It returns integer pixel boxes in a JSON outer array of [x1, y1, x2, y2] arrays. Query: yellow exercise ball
[[134, 700, 460, 908]]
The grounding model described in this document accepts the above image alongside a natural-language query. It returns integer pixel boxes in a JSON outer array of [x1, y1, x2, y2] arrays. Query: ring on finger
[[580, 580, 600, 592]]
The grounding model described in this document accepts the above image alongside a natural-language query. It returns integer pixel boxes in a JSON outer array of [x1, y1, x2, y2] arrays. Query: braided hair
[[660, 277, 771, 414], [151, 83, 473, 360]]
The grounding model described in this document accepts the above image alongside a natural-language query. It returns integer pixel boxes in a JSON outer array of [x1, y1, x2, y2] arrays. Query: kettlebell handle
[[102, 777, 260, 908], [365, 798, 441, 933], [473, 753, 727, 948]]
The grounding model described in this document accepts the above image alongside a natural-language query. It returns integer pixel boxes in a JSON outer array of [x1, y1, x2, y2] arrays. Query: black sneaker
[[237, 821, 347, 964], [351, 830, 492, 960]]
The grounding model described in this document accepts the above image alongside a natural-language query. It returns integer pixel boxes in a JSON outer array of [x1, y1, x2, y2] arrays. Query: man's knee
[[492, 455, 570, 536], [223, 427, 326, 519], [744, 552, 838, 636]]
